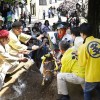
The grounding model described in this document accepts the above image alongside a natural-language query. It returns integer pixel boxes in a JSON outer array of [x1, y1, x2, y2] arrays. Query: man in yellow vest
[[57, 40, 85, 100], [78, 23, 100, 100]]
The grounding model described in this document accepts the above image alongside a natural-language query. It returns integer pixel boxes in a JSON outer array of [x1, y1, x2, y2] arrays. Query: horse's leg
[[40, 63, 43, 74], [41, 77, 45, 86], [41, 68, 46, 86]]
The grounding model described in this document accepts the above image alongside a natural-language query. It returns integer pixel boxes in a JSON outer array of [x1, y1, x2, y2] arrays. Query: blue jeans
[[84, 82, 100, 100]]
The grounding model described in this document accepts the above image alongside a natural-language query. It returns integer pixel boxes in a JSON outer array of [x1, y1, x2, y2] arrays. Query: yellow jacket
[[9, 30, 31, 52], [61, 48, 85, 78], [78, 36, 100, 82]]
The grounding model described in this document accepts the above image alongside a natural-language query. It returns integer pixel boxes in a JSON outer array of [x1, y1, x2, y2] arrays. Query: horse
[[24, 34, 50, 69], [41, 53, 59, 85]]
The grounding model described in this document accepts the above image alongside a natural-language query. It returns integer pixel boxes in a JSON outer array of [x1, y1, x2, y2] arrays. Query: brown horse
[[41, 53, 58, 85]]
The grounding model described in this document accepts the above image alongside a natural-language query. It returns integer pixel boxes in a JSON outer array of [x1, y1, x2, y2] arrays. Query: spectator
[[28, 13, 31, 24], [43, 10, 45, 20], [48, 8, 51, 18], [1, 4, 10, 24], [42, 20, 51, 34]]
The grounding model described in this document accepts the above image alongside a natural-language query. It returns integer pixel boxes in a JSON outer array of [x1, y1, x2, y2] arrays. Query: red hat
[[0, 30, 9, 38]]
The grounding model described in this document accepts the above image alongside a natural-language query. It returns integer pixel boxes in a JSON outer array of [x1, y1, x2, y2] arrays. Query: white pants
[[57, 73, 85, 95]]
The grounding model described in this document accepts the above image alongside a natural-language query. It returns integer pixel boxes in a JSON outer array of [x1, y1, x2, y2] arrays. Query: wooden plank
[[0, 61, 33, 97]]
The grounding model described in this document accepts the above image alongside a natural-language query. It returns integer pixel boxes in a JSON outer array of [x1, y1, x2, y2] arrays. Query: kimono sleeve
[[9, 37, 27, 52], [18, 33, 32, 44]]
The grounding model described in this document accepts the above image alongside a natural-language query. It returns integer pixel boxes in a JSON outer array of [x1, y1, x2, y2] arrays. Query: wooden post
[[88, 0, 100, 38]]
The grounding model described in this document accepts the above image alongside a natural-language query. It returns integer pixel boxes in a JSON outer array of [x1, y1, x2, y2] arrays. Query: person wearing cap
[[48, 22, 73, 58], [0, 30, 29, 89], [78, 23, 100, 100], [57, 40, 85, 100]]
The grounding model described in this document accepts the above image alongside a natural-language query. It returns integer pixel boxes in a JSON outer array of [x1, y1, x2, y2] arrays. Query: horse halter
[[44, 69, 55, 73], [43, 60, 55, 64], [43, 60, 55, 73]]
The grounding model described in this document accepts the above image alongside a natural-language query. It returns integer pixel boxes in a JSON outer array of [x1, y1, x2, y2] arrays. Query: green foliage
[[4, 0, 15, 3], [4, 0, 21, 3]]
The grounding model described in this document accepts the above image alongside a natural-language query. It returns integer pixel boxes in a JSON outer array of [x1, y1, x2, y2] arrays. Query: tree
[[3, 0, 21, 4], [88, 0, 100, 38]]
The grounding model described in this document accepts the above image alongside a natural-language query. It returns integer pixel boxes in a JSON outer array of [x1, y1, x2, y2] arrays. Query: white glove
[[32, 45, 39, 50]]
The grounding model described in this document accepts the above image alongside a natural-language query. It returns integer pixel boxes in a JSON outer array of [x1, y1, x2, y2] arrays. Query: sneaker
[[0, 73, 4, 90]]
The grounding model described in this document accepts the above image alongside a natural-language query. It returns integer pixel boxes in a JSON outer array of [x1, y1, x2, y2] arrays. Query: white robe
[[0, 44, 20, 73]]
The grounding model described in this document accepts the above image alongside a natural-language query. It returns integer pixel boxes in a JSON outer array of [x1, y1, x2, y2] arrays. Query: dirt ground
[[0, 64, 97, 100]]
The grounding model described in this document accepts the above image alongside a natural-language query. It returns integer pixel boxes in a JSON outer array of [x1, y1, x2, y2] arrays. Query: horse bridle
[[43, 60, 55, 64], [43, 60, 55, 73], [45, 69, 55, 73]]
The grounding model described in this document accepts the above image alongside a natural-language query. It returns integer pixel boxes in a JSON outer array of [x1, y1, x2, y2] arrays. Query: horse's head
[[42, 53, 56, 85]]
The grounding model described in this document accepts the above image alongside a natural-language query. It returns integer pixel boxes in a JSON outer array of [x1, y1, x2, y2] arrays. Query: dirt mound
[[0, 64, 97, 100], [0, 64, 57, 100], [13, 65, 58, 100]]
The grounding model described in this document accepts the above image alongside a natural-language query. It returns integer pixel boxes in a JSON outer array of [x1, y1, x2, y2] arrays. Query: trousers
[[57, 73, 85, 95]]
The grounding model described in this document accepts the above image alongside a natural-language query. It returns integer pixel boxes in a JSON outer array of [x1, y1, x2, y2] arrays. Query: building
[[30, 0, 64, 19]]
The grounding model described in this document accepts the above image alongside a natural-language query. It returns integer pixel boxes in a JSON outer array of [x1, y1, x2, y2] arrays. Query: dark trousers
[[84, 82, 100, 100]]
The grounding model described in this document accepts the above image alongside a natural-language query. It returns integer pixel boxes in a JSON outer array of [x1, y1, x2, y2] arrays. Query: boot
[[57, 94, 70, 100]]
